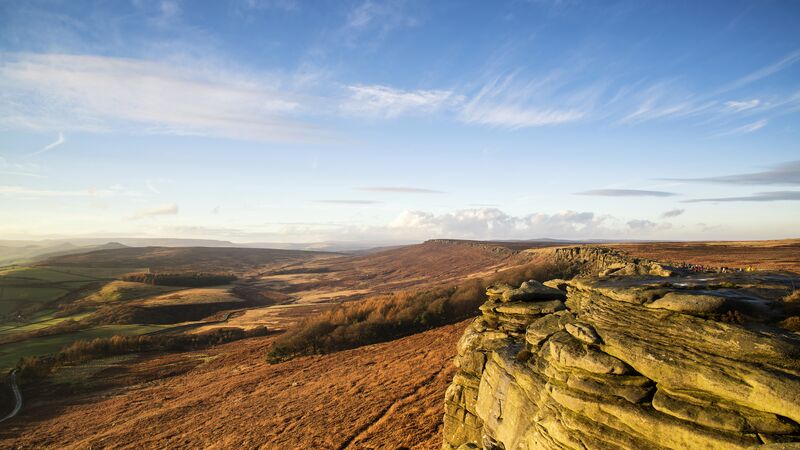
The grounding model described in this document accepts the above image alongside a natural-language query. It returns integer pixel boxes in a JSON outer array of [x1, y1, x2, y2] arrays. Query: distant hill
[[0, 237, 414, 256], [0, 241, 129, 266], [37, 246, 338, 272], [282, 238, 564, 293]]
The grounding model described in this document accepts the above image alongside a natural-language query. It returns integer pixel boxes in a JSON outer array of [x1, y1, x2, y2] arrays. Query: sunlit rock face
[[442, 259, 800, 450]]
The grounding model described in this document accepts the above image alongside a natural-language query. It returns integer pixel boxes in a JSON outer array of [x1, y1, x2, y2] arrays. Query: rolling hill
[[39, 246, 338, 273]]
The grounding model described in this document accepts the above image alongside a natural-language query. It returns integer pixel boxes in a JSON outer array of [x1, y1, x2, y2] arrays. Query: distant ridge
[[37, 245, 338, 272]]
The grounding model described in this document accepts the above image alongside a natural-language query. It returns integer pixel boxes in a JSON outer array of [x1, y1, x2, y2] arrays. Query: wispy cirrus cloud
[[356, 186, 444, 194], [713, 118, 767, 136], [342, 85, 456, 118], [29, 132, 65, 156], [576, 189, 677, 197], [716, 49, 800, 94], [669, 160, 800, 186], [0, 53, 326, 143], [684, 191, 800, 203], [459, 73, 588, 129], [725, 99, 760, 112]]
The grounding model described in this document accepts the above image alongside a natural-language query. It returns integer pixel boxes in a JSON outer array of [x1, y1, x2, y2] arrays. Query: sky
[[1, 0, 799, 244]]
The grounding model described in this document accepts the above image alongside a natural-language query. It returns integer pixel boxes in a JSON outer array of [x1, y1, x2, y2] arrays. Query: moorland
[[0, 238, 798, 448]]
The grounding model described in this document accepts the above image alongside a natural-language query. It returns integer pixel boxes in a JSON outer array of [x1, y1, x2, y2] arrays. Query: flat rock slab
[[647, 292, 729, 313], [501, 280, 567, 302]]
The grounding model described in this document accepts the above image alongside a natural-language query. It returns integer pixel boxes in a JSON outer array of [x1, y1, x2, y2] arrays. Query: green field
[[0, 286, 71, 315], [81, 281, 180, 304], [0, 311, 94, 335], [0, 265, 242, 371], [0, 265, 144, 316]]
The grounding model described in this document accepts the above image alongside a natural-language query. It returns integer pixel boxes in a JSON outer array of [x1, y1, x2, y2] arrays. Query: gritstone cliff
[[443, 247, 800, 450]]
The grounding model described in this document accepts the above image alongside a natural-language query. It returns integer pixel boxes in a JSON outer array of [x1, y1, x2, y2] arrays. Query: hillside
[[0, 242, 128, 267], [251, 239, 554, 298], [0, 321, 470, 449], [39, 246, 337, 273], [1, 239, 798, 449], [607, 240, 800, 273]]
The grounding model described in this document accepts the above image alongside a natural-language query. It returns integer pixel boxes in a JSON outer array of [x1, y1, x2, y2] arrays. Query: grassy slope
[[0, 240, 797, 447], [607, 240, 800, 273], [40, 246, 336, 272], [0, 266, 134, 316], [0, 267, 222, 370], [0, 324, 171, 369], [0, 321, 469, 449]]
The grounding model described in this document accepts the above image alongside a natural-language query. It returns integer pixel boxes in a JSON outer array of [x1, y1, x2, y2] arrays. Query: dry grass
[[40, 246, 335, 273], [266, 258, 576, 362], [0, 321, 470, 449], [607, 240, 800, 273]]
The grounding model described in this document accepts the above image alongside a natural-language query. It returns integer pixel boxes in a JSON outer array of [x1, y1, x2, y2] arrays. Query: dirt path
[[0, 370, 22, 424]]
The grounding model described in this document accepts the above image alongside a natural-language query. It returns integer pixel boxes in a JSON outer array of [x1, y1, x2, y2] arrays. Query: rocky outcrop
[[443, 259, 800, 449]]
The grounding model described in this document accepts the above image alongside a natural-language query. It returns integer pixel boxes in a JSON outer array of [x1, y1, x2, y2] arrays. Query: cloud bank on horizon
[[0, 0, 798, 242]]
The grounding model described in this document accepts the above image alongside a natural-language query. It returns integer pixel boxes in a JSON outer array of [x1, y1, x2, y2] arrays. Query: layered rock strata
[[443, 262, 800, 449]]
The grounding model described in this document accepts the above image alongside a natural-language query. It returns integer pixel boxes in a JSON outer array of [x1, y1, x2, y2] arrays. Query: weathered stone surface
[[647, 292, 729, 313], [565, 322, 602, 344], [494, 300, 566, 316], [442, 251, 800, 450], [545, 331, 631, 375], [500, 280, 567, 302], [525, 310, 575, 347]]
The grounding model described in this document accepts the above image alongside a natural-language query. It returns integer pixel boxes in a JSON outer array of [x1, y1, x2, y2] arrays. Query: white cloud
[[725, 99, 760, 112], [29, 132, 65, 156], [131, 203, 179, 219], [461, 105, 584, 129], [193, 208, 660, 243], [618, 81, 715, 124], [459, 74, 587, 129], [627, 219, 657, 231], [0, 53, 326, 143], [714, 119, 767, 136], [388, 208, 606, 240], [717, 49, 800, 94], [343, 84, 456, 118]]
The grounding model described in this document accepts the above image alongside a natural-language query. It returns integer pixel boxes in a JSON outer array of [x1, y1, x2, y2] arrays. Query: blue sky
[[1, 0, 799, 243]]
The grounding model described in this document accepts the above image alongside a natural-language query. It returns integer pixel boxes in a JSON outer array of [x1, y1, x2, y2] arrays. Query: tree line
[[16, 326, 270, 383], [121, 272, 237, 287], [266, 259, 578, 363]]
